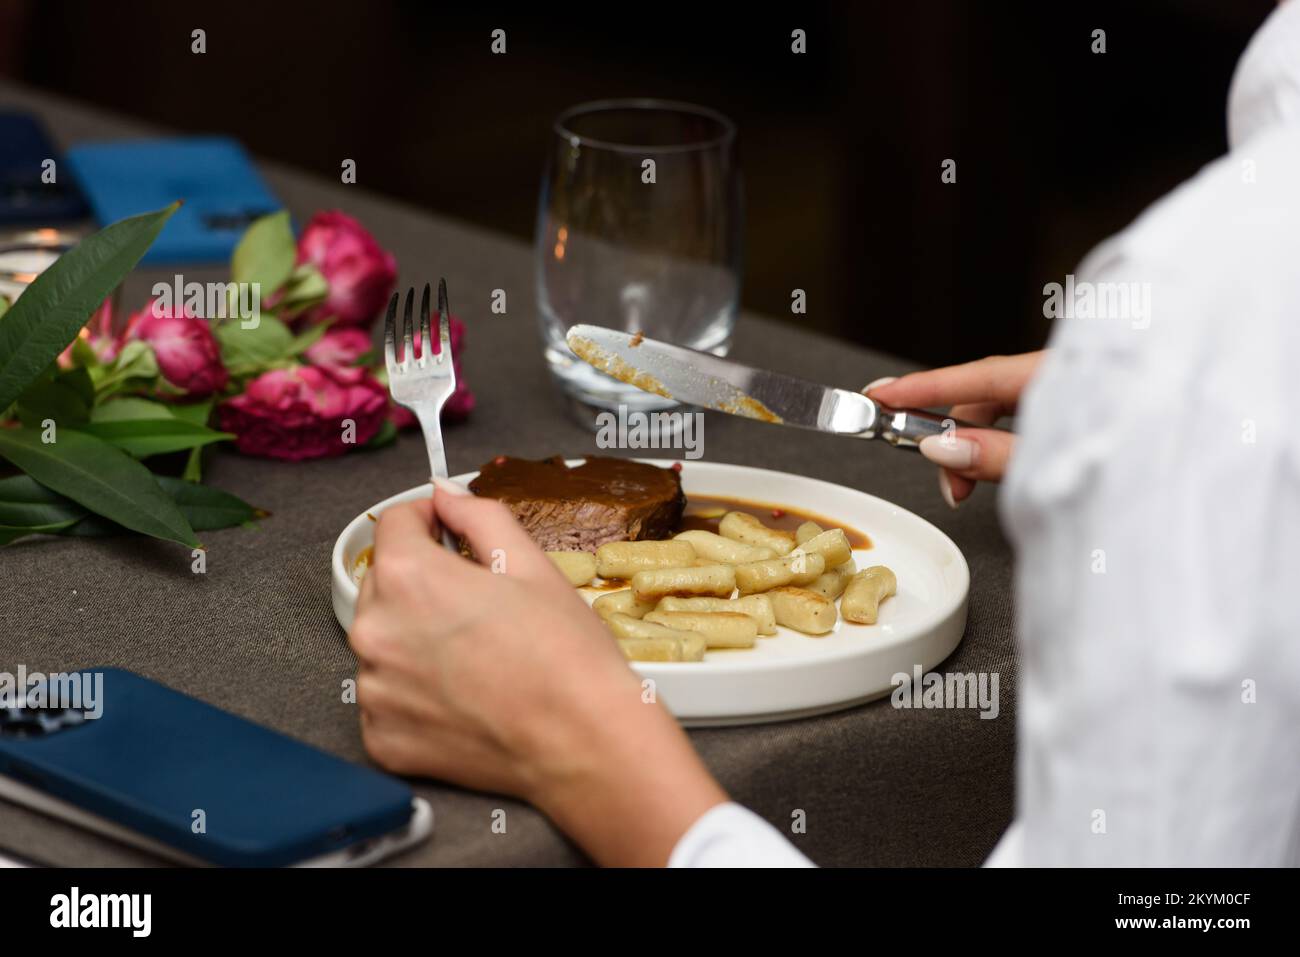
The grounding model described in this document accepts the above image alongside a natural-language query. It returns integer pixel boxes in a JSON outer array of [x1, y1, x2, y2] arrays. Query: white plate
[[331, 460, 969, 727]]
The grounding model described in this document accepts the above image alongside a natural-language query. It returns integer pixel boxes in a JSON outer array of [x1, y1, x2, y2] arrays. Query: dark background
[[0, 0, 1275, 367]]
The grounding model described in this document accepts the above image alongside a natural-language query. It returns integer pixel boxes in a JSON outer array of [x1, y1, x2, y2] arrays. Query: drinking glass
[[536, 99, 742, 418]]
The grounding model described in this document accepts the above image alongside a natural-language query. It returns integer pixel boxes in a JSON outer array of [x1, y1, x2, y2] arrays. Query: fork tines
[[436, 278, 450, 360], [385, 281, 452, 368]]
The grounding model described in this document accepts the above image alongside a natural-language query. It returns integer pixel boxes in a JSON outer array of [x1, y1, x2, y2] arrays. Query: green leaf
[[16, 388, 87, 428], [168, 398, 214, 426], [91, 396, 176, 423], [0, 472, 260, 540], [0, 518, 83, 544], [61, 366, 95, 406], [65, 482, 257, 534], [0, 426, 199, 547], [0, 295, 10, 320], [0, 203, 179, 412], [58, 514, 122, 537], [288, 320, 329, 356], [153, 476, 263, 530], [0, 473, 89, 527], [92, 339, 159, 395], [93, 395, 215, 428], [181, 445, 204, 483], [231, 210, 295, 299], [169, 399, 217, 481], [16, 368, 93, 427], [214, 315, 295, 374], [78, 419, 234, 459], [68, 334, 99, 368], [286, 261, 328, 297], [278, 263, 330, 319]]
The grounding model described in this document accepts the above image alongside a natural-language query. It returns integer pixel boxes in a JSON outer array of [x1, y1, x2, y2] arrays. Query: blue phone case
[[0, 668, 412, 867]]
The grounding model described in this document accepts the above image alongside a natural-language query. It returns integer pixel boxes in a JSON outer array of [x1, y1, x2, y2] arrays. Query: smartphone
[[0, 112, 91, 225], [0, 668, 431, 867]]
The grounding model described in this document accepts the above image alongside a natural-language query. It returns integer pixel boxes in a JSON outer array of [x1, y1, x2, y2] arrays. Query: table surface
[[0, 81, 1018, 867]]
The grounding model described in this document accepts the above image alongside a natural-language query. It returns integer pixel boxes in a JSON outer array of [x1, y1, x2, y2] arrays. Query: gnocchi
[[643, 610, 758, 649], [606, 613, 707, 661], [546, 550, 597, 586], [631, 563, 737, 601], [767, 586, 838, 635], [718, 511, 796, 556], [653, 594, 777, 635], [616, 636, 707, 662], [795, 520, 823, 545], [673, 529, 776, 564], [734, 551, 826, 595], [840, 566, 897, 625], [577, 507, 897, 662], [792, 528, 852, 569], [806, 559, 857, 600], [592, 589, 657, 622], [595, 540, 697, 579]]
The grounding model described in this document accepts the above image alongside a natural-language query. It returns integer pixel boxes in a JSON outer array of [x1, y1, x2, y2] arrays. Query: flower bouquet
[[0, 204, 471, 550]]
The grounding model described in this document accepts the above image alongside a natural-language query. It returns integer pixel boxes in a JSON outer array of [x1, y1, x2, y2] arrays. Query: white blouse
[[673, 0, 1300, 868]]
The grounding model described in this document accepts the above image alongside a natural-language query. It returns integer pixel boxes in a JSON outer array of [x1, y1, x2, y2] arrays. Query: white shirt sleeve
[[987, 0, 1300, 869], [667, 802, 814, 867], [982, 821, 1023, 867], [995, 14, 1300, 862], [691, 3, 1300, 870]]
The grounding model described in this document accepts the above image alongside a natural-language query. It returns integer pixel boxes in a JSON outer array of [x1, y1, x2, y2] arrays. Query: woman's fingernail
[[919, 434, 978, 471], [937, 469, 959, 510], [432, 476, 471, 496], [862, 376, 898, 393]]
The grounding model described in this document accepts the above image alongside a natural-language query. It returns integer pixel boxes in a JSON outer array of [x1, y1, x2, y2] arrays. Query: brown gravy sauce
[[680, 495, 872, 549]]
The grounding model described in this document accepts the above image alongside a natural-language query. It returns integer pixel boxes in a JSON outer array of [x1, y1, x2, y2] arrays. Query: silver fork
[[384, 279, 460, 549]]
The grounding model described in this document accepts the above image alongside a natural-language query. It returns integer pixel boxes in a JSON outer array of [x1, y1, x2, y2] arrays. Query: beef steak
[[468, 455, 685, 552]]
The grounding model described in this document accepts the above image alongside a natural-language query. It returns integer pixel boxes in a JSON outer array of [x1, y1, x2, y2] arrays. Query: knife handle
[[873, 404, 987, 450]]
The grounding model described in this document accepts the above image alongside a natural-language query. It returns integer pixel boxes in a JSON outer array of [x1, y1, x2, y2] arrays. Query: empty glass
[[535, 99, 742, 418]]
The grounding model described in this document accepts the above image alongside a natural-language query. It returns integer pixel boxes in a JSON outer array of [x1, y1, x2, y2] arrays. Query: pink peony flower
[[304, 327, 373, 368], [217, 364, 388, 461], [122, 299, 229, 397], [294, 211, 397, 327]]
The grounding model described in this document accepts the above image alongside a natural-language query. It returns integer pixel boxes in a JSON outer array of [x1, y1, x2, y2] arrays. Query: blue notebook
[[66, 137, 283, 265]]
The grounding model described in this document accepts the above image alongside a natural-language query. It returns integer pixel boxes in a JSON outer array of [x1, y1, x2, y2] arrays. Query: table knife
[[566, 325, 985, 449]]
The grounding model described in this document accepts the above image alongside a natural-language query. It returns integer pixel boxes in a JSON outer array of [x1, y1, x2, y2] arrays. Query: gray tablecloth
[[0, 82, 1017, 866]]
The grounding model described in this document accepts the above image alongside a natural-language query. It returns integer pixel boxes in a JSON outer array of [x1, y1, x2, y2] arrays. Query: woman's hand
[[347, 480, 727, 866], [866, 351, 1044, 507]]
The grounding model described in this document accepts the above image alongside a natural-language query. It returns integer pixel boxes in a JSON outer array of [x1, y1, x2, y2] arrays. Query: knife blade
[[565, 325, 980, 449]]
